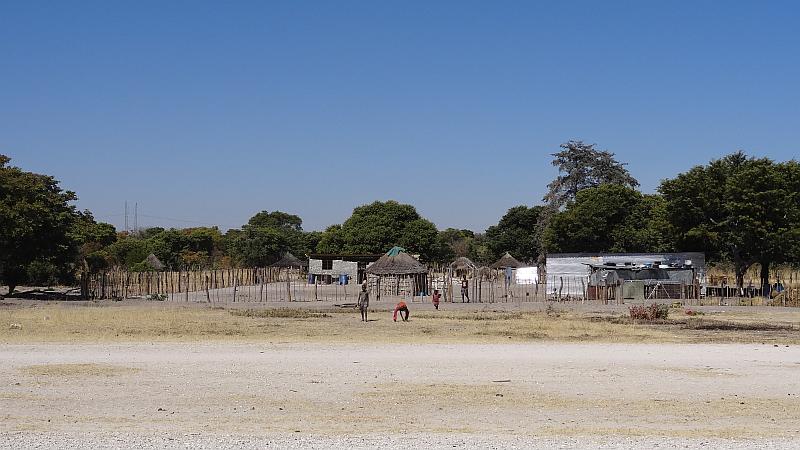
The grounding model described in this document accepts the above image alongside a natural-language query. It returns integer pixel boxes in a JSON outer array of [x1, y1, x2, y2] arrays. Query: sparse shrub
[[684, 309, 705, 316], [229, 308, 330, 319], [629, 303, 669, 321], [545, 304, 561, 318]]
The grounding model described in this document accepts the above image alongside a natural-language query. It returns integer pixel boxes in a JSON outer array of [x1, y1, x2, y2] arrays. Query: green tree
[[316, 201, 440, 261], [227, 211, 310, 266], [228, 227, 291, 266], [70, 210, 117, 272], [245, 211, 303, 232], [659, 152, 800, 290], [543, 184, 671, 254], [147, 227, 223, 269], [0, 155, 81, 292], [434, 228, 474, 262], [106, 237, 151, 269], [484, 206, 543, 262]]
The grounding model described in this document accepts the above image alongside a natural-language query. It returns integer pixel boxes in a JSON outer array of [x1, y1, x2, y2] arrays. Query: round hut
[[366, 247, 428, 301], [448, 256, 478, 302], [450, 256, 477, 278], [490, 252, 523, 270], [269, 252, 307, 282], [144, 253, 165, 271]]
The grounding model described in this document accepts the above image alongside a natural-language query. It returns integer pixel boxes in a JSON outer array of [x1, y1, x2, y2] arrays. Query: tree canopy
[[316, 201, 440, 261], [659, 152, 800, 288], [227, 211, 314, 267], [543, 184, 672, 254], [484, 206, 543, 263], [544, 140, 639, 209], [0, 155, 81, 291]]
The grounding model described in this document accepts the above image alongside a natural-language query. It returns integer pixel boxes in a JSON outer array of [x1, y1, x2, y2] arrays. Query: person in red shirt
[[393, 301, 409, 322], [432, 289, 441, 310]]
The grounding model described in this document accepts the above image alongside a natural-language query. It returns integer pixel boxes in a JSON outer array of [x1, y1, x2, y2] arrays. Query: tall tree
[[538, 140, 639, 258], [316, 201, 440, 261], [660, 152, 800, 291], [0, 155, 81, 292], [543, 140, 639, 209]]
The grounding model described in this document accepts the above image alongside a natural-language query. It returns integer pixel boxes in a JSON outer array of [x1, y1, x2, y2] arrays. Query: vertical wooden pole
[[232, 275, 238, 303]]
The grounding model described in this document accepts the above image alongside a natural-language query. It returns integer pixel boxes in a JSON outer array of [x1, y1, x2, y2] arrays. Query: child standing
[[432, 289, 441, 310]]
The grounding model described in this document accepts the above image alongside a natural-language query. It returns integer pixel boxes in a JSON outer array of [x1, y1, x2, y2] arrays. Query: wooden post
[[233, 276, 238, 303], [259, 269, 265, 302]]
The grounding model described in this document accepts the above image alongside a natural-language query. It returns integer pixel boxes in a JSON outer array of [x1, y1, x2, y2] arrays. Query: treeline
[[2, 141, 799, 293]]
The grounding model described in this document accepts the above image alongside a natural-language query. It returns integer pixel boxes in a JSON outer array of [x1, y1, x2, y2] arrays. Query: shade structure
[[490, 252, 523, 269]]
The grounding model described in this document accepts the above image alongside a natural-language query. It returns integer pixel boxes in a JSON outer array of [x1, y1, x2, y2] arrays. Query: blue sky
[[2, 1, 798, 232]]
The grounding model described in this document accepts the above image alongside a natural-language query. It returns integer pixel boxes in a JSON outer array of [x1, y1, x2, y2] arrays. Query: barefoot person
[[358, 283, 369, 322], [432, 289, 441, 310], [393, 301, 409, 322], [461, 276, 470, 303]]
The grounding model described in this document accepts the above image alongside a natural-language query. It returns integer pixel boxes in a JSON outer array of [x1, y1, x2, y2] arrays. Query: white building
[[307, 253, 381, 285]]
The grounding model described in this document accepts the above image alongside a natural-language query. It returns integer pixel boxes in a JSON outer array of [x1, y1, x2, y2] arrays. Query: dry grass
[[356, 382, 800, 438], [0, 302, 798, 344], [18, 363, 139, 377]]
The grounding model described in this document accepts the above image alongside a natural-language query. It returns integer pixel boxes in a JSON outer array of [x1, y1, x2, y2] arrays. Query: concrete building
[[307, 253, 381, 285]]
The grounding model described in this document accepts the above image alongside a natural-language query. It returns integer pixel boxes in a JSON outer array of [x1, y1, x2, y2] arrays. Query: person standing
[[461, 276, 470, 303], [432, 289, 441, 310], [358, 283, 369, 322]]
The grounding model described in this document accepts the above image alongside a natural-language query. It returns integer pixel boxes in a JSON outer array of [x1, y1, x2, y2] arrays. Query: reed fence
[[79, 266, 800, 308]]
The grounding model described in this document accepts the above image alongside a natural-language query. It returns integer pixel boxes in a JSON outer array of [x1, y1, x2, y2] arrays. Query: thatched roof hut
[[144, 254, 164, 271], [490, 252, 523, 269], [450, 256, 476, 271], [366, 251, 427, 275], [271, 252, 307, 268]]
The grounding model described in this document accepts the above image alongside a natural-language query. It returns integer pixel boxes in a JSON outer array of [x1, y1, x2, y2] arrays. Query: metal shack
[[587, 263, 700, 301], [545, 252, 706, 298]]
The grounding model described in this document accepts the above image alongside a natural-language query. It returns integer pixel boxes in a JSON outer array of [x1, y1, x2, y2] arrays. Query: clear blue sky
[[2, 1, 798, 232]]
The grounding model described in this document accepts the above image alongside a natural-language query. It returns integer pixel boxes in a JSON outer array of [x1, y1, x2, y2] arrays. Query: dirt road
[[2, 342, 799, 448]]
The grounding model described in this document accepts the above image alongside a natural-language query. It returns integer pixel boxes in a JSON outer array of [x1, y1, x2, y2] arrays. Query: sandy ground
[[2, 341, 800, 448]]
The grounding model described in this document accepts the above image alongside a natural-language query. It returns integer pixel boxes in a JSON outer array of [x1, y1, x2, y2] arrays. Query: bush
[[25, 260, 60, 286], [629, 303, 669, 321]]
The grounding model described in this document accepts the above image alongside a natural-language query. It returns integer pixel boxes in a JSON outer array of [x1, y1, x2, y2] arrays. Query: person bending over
[[393, 301, 409, 322]]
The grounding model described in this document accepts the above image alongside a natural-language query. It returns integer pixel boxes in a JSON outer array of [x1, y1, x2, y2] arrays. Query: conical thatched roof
[[144, 253, 164, 271], [271, 252, 306, 268], [366, 251, 427, 275], [450, 256, 476, 271], [490, 252, 523, 269]]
